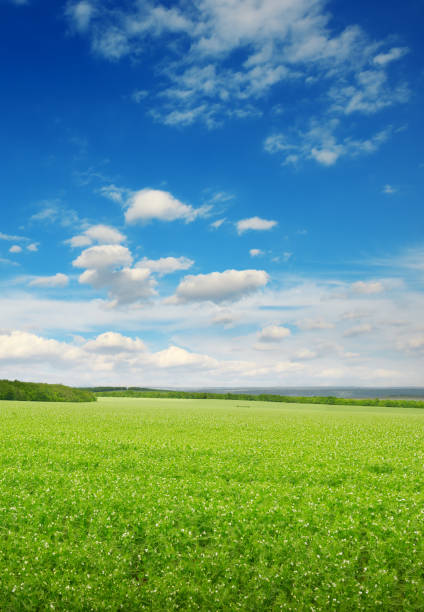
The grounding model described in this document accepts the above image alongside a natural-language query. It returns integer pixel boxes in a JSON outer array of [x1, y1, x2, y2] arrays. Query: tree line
[[0, 380, 96, 402]]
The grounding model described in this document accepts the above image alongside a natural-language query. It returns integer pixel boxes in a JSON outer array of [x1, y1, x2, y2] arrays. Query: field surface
[[1, 397, 424, 610]]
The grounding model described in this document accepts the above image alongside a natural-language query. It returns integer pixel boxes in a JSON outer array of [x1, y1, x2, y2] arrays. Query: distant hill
[[0, 379, 96, 402]]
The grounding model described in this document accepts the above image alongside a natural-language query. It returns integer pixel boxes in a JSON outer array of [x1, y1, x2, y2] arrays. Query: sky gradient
[[1, 0, 423, 387]]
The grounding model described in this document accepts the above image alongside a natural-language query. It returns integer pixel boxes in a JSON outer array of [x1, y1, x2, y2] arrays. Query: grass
[[1, 397, 424, 610]]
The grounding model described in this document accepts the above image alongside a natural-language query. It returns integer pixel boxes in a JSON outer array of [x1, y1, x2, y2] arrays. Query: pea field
[[1, 397, 424, 610]]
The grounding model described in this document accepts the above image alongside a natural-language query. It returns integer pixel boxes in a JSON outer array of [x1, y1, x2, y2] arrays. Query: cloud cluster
[[264, 121, 392, 166], [73, 244, 157, 306], [65, 0, 409, 137], [168, 269, 269, 304], [3, 253, 424, 385]]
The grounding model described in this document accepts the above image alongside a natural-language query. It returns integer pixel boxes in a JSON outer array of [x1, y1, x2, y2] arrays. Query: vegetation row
[[0, 379, 95, 402]]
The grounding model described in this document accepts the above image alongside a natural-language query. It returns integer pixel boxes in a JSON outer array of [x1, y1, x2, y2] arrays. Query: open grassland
[[1, 398, 424, 610]]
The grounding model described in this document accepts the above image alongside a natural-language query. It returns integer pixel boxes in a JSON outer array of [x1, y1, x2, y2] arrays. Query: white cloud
[[65, 0, 409, 132], [249, 249, 263, 257], [67, 235, 93, 248], [66, 1, 96, 32], [83, 332, 147, 354], [210, 218, 226, 229], [137, 256, 194, 276], [297, 319, 334, 330], [132, 89, 149, 103], [9, 245, 22, 254], [29, 273, 69, 288], [79, 266, 157, 306], [67, 224, 126, 248], [382, 184, 397, 195], [343, 323, 373, 337], [125, 189, 208, 224], [169, 269, 269, 303], [84, 224, 125, 244], [372, 247, 424, 272], [0, 330, 81, 363], [27, 243, 39, 252], [373, 47, 409, 66], [99, 184, 130, 204], [30, 201, 80, 227], [351, 281, 384, 295], [329, 70, 409, 115], [397, 335, 424, 353], [258, 325, 291, 342], [73, 245, 133, 269], [295, 348, 317, 360], [72, 245, 159, 305], [265, 121, 392, 166], [236, 217, 277, 234], [0, 232, 26, 242], [211, 309, 238, 327], [149, 345, 218, 369]]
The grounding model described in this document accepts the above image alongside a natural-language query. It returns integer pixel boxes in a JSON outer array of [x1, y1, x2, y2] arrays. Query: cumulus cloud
[[9, 245, 22, 253], [168, 269, 269, 304], [137, 256, 194, 275], [27, 243, 39, 252], [258, 325, 291, 342], [83, 331, 147, 353], [29, 273, 69, 288], [0, 330, 81, 363], [125, 188, 208, 224], [67, 224, 126, 248], [79, 266, 157, 306], [250, 249, 263, 257], [236, 217, 277, 234], [72, 245, 157, 306], [73, 245, 132, 269], [67, 235, 92, 248], [149, 345, 218, 369]]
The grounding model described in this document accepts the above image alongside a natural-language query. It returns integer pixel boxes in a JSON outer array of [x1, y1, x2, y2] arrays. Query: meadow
[[1, 397, 424, 610]]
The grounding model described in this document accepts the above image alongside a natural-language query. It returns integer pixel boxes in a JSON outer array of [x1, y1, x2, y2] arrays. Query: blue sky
[[1, 0, 423, 387]]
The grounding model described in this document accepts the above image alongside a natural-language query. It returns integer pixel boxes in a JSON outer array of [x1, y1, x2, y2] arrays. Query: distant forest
[[90, 388, 424, 409], [0, 380, 95, 402]]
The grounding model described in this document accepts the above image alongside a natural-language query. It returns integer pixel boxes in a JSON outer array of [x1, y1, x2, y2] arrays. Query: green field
[[1, 397, 424, 610]]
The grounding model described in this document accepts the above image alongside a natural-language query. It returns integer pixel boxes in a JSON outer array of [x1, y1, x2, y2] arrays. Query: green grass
[[1, 397, 424, 610]]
